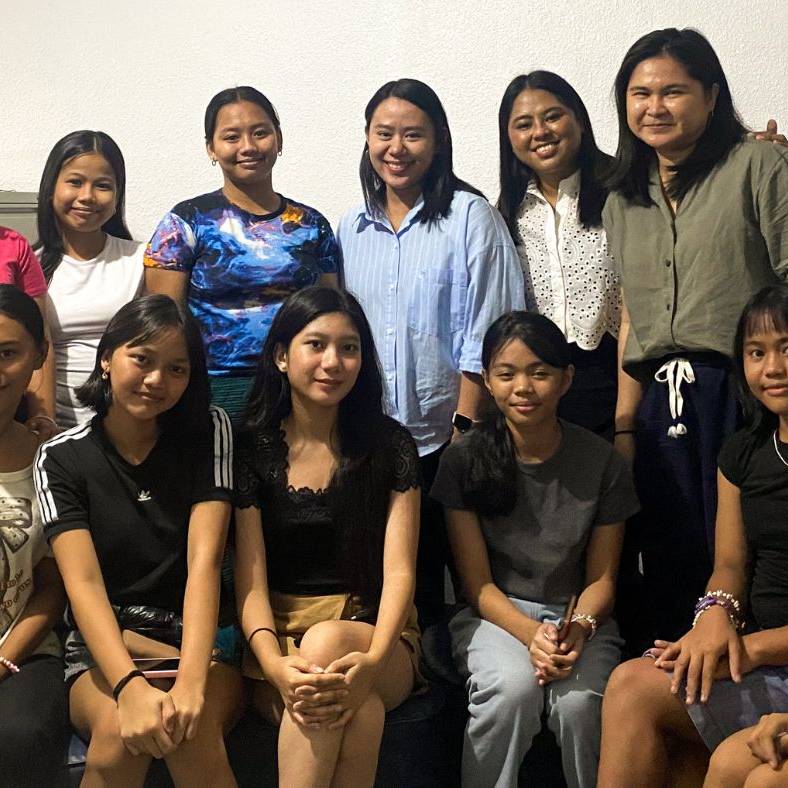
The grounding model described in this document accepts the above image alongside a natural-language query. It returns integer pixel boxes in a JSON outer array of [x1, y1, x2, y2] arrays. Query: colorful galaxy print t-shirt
[[144, 191, 341, 376]]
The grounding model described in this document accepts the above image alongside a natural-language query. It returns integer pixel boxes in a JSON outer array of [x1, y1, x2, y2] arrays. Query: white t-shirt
[[0, 464, 60, 658], [47, 235, 144, 427], [515, 171, 621, 350]]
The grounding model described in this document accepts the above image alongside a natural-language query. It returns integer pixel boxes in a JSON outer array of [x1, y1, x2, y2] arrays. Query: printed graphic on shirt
[[0, 497, 32, 636], [145, 192, 340, 376]]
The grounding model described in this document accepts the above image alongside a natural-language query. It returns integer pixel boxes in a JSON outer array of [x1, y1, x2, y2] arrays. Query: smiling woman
[[36, 131, 144, 429], [145, 86, 341, 424], [603, 27, 788, 645]]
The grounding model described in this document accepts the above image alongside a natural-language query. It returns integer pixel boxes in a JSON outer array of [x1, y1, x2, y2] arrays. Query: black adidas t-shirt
[[35, 407, 232, 614], [718, 428, 788, 631]]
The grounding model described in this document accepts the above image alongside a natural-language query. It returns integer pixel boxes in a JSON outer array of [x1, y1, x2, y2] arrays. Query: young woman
[[603, 28, 788, 643], [234, 286, 422, 788], [36, 130, 144, 430], [598, 285, 788, 788], [145, 86, 341, 423], [35, 295, 242, 787], [430, 311, 639, 788], [0, 285, 68, 787], [497, 71, 619, 438], [337, 77, 524, 624]]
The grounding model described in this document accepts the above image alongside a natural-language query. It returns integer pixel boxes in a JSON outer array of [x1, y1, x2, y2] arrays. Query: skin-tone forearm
[[51, 530, 138, 688], [145, 267, 189, 306], [447, 507, 540, 645], [234, 506, 283, 674], [475, 582, 541, 645], [0, 558, 65, 670], [615, 301, 642, 431], [175, 501, 230, 691], [456, 371, 487, 420], [366, 487, 420, 666], [743, 626, 788, 668]]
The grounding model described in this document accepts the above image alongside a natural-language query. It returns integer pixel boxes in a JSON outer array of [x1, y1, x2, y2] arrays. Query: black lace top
[[234, 417, 420, 596]]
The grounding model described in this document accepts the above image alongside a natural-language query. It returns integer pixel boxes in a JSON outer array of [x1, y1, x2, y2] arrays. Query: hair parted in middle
[[496, 70, 612, 236], [37, 130, 132, 281], [76, 294, 210, 436], [359, 77, 483, 225], [461, 311, 572, 517]]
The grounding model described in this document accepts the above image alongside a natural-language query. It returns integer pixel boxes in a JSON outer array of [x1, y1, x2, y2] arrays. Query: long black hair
[[204, 85, 281, 142], [462, 311, 571, 517], [732, 285, 788, 438], [244, 286, 394, 602], [360, 78, 483, 225], [37, 130, 132, 281], [606, 27, 747, 206], [76, 295, 210, 437], [497, 71, 612, 236]]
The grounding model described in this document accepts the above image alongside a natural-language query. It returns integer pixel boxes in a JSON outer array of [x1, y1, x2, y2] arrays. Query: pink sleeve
[[13, 234, 47, 297]]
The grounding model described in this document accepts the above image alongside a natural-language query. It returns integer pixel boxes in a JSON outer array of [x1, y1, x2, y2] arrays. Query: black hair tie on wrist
[[248, 627, 278, 644], [113, 669, 146, 703]]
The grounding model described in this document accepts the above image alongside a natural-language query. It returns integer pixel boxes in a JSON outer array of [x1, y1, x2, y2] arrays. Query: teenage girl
[[598, 285, 788, 788], [145, 86, 340, 423], [35, 295, 241, 787], [234, 286, 421, 787], [36, 130, 144, 430], [431, 311, 639, 788], [0, 285, 67, 786]]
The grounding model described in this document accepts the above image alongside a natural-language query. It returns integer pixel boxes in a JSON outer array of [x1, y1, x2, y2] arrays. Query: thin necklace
[[773, 430, 788, 467]]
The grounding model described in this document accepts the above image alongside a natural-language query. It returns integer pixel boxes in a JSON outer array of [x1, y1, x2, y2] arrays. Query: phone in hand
[[556, 595, 577, 641], [133, 657, 180, 679]]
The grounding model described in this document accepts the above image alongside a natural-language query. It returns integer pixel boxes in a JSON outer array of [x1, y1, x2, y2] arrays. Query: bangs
[[742, 301, 788, 341]]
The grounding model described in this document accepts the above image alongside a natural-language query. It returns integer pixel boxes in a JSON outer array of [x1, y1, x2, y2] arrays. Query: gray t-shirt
[[430, 421, 640, 604]]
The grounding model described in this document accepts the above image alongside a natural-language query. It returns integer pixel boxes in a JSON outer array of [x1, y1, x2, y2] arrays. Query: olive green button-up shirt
[[603, 140, 788, 375]]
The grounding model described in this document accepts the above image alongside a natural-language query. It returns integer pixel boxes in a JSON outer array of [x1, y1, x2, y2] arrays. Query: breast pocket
[[405, 264, 467, 337]]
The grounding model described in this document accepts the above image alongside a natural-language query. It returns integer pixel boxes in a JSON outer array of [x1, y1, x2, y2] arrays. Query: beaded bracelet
[[570, 613, 598, 640], [692, 589, 744, 631], [0, 655, 20, 674]]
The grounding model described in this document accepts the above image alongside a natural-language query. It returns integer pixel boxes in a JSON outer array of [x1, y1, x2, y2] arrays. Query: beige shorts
[[242, 591, 425, 690]]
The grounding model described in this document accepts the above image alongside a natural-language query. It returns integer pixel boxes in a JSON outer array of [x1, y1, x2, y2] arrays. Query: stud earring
[[211, 158, 217, 166]]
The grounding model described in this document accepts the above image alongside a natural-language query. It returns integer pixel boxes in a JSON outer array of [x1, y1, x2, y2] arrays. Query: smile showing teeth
[[533, 142, 558, 154], [385, 161, 410, 171]]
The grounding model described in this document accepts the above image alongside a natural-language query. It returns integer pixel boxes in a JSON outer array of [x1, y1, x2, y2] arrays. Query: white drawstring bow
[[654, 358, 695, 438]]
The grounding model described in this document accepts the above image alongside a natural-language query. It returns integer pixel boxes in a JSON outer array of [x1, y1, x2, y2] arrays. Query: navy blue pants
[[622, 356, 739, 646]]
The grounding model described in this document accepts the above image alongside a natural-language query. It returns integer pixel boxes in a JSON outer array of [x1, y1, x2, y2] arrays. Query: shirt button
[[386, 328, 394, 335], [666, 303, 671, 312], [665, 259, 672, 267]]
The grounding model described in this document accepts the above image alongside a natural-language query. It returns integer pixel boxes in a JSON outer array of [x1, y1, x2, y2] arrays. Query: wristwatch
[[452, 411, 475, 434]]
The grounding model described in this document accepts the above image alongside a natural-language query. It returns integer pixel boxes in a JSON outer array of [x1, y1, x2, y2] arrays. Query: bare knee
[[298, 621, 365, 667], [85, 710, 136, 773], [603, 658, 671, 720], [743, 763, 788, 788]]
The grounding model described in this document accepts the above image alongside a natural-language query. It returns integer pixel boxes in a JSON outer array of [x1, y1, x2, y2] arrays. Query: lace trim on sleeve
[[390, 425, 422, 492]]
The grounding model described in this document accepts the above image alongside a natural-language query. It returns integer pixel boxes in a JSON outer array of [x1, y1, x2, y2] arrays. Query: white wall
[[3, 0, 786, 241]]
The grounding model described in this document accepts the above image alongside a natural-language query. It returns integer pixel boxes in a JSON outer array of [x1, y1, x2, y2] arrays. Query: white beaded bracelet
[[570, 613, 598, 640], [0, 655, 20, 674]]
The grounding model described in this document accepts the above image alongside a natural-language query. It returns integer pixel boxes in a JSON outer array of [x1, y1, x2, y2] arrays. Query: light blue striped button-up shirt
[[338, 189, 525, 456]]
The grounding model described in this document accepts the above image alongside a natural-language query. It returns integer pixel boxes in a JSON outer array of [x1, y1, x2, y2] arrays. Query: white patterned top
[[515, 171, 621, 350]]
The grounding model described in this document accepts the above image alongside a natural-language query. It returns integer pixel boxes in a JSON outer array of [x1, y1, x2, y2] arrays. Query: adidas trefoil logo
[[137, 490, 152, 502]]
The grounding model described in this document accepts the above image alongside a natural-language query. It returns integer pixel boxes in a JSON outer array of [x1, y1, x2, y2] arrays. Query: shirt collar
[[525, 169, 581, 202], [356, 194, 426, 233]]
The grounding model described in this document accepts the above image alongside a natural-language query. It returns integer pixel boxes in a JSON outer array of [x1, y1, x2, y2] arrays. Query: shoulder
[[279, 197, 332, 228], [727, 138, 788, 168], [106, 235, 143, 258], [379, 416, 417, 451], [718, 427, 766, 483], [0, 226, 30, 251], [336, 203, 367, 235], [35, 421, 96, 471], [167, 191, 226, 221]]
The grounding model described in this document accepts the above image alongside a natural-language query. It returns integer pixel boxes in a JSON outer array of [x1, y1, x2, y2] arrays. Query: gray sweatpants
[[450, 599, 623, 788]]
